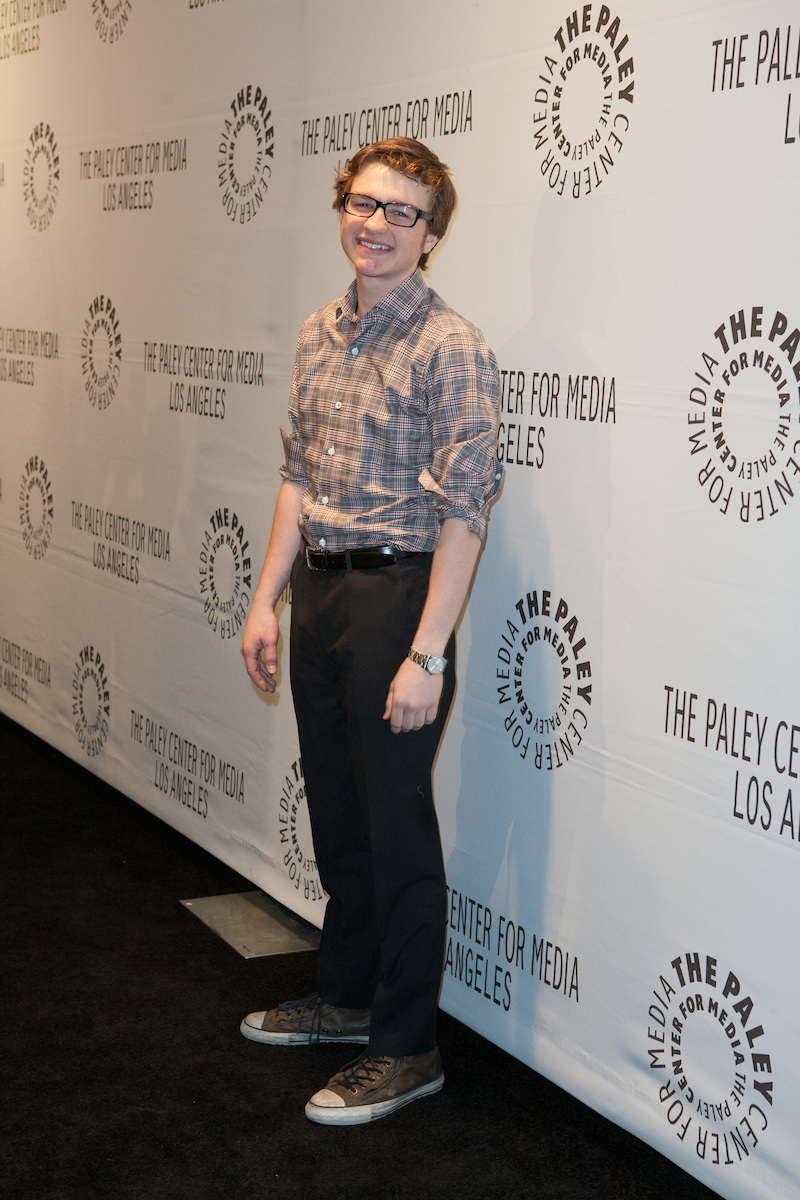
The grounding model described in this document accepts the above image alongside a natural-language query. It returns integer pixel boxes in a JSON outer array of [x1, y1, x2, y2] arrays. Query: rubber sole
[[239, 1018, 370, 1046], [304, 1073, 444, 1125]]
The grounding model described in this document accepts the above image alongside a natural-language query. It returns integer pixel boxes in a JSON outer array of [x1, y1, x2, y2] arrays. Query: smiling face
[[339, 161, 440, 314]]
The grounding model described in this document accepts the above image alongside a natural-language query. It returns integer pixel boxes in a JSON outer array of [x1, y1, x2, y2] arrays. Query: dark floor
[[1, 713, 722, 1200]]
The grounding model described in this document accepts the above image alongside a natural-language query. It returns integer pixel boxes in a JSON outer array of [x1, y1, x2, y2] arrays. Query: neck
[[354, 268, 417, 318], [355, 276, 389, 319]]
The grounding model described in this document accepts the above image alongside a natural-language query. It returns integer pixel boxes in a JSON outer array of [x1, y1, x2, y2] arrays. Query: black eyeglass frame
[[342, 192, 433, 228]]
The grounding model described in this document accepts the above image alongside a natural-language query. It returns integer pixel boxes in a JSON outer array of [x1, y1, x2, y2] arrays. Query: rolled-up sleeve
[[418, 332, 503, 541]]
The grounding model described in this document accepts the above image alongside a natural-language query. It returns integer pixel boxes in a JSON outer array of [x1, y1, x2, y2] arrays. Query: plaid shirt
[[280, 270, 503, 552]]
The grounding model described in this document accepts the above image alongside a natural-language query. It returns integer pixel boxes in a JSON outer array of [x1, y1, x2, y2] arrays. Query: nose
[[363, 203, 389, 229]]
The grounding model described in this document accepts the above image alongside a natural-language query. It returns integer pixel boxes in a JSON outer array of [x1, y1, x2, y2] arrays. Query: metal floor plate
[[180, 890, 321, 959]]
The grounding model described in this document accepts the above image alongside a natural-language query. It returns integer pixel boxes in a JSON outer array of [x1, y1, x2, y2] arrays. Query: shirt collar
[[336, 269, 428, 330]]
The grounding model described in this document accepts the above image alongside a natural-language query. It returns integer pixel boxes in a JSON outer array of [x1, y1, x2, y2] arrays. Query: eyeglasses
[[342, 193, 432, 228]]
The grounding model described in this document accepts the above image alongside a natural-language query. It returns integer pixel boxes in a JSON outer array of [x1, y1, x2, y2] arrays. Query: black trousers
[[289, 551, 456, 1056]]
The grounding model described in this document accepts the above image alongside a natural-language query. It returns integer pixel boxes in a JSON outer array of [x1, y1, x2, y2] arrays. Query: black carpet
[[1, 713, 721, 1200]]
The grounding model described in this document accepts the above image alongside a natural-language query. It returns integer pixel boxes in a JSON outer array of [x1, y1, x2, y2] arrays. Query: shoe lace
[[276, 993, 326, 1043], [336, 1053, 393, 1094]]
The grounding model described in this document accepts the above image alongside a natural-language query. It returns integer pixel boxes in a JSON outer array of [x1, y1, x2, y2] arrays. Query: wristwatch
[[407, 647, 448, 674]]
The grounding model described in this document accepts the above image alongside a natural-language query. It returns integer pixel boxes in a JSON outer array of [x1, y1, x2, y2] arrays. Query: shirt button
[[349, 345, 359, 356], [321, 496, 329, 505], [495, 472, 502, 480], [327, 446, 335, 456], [318, 537, 327, 548], [335, 401, 342, 410]]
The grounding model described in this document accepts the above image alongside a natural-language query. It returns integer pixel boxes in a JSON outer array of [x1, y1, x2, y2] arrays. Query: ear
[[423, 231, 440, 254]]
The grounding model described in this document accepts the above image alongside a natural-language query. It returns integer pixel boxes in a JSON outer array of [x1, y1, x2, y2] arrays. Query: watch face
[[427, 656, 446, 674]]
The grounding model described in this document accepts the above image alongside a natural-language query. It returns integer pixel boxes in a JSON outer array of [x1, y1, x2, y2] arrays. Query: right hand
[[240, 603, 280, 693]]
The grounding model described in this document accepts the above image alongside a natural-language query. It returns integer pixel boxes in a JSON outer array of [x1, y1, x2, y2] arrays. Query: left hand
[[383, 658, 444, 734]]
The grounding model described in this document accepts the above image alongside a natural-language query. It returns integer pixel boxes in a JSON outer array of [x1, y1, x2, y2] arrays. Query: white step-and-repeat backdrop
[[2, 2, 798, 1195]]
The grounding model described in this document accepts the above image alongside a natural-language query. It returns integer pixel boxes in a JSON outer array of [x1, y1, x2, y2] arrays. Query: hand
[[240, 604, 280, 693], [383, 658, 444, 734]]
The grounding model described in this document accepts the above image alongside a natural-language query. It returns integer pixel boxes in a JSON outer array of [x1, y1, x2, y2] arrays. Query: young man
[[240, 138, 502, 1125]]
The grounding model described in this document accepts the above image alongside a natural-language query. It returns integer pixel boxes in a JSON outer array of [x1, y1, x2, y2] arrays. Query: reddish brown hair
[[333, 138, 457, 271]]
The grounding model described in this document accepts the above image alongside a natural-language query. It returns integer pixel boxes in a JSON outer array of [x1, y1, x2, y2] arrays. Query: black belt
[[304, 545, 423, 571]]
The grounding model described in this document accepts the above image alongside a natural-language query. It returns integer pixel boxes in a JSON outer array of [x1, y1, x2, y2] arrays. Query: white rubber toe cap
[[308, 1088, 345, 1109], [243, 1011, 266, 1028]]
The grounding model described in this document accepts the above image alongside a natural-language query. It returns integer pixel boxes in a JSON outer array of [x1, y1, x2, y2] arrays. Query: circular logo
[[198, 507, 252, 638], [72, 645, 110, 757], [647, 952, 774, 1169], [23, 123, 60, 231], [533, 6, 634, 199], [279, 759, 324, 902], [19, 455, 54, 560], [93, 0, 133, 44], [687, 305, 800, 523], [496, 588, 593, 767], [218, 85, 275, 224], [81, 295, 122, 410]]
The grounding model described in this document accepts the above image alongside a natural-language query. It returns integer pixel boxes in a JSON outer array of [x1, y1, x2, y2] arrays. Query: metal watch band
[[407, 647, 448, 673]]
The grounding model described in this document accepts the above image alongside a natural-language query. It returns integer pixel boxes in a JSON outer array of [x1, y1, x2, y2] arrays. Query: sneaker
[[305, 1048, 444, 1125], [240, 993, 370, 1045]]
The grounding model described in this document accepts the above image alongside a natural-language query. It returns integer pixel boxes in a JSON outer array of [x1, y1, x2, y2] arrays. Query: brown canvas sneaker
[[305, 1048, 444, 1125], [240, 993, 370, 1045]]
